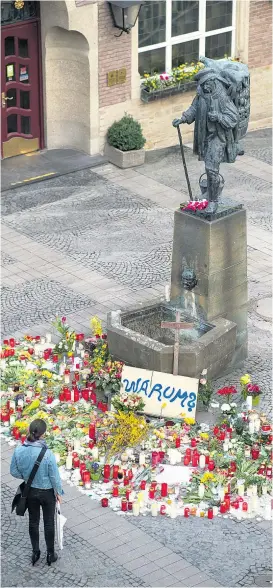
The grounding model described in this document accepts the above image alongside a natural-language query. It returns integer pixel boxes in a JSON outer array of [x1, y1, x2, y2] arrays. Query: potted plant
[[105, 114, 146, 168]]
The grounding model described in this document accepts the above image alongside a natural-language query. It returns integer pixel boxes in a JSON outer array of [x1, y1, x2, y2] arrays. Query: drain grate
[[254, 574, 272, 587]]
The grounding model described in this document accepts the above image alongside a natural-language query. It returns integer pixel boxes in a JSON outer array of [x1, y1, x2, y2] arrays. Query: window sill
[[140, 80, 197, 103]]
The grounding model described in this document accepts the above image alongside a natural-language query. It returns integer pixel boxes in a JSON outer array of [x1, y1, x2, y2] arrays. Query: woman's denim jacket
[[10, 439, 64, 495]]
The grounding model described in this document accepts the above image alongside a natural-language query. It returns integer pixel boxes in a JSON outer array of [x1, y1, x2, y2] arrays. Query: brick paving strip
[[2, 445, 222, 588]]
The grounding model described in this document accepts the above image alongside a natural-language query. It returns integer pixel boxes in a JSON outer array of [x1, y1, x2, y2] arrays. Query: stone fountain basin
[[107, 301, 237, 379]]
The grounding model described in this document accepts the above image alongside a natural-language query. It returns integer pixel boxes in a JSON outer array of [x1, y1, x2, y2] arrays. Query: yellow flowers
[[101, 411, 149, 458], [90, 316, 103, 337], [22, 399, 40, 415], [41, 370, 52, 379], [200, 432, 209, 440], [15, 420, 29, 429], [240, 374, 251, 385], [161, 402, 167, 409], [201, 472, 216, 484], [183, 417, 195, 425]]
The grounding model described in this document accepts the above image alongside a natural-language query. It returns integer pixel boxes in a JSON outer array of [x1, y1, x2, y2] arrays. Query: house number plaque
[[107, 67, 127, 87]]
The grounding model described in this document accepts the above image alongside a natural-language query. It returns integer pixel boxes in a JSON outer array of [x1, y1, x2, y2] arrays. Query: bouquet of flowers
[[240, 374, 261, 405], [112, 391, 145, 414], [52, 316, 76, 355]]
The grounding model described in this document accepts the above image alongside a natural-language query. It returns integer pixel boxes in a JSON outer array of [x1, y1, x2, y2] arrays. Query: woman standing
[[10, 418, 64, 566]]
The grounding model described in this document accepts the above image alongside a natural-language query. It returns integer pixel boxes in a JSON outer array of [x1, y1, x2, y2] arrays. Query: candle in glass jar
[[66, 454, 73, 470], [140, 480, 146, 490], [175, 437, 181, 448], [64, 388, 71, 402], [199, 454, 206, 469], [207, 507, 213, 519], [18, 399, 24, 408], [184, 455, 191, 466], [104, 465, 111, 479], [149, 488, 155, 499], [198, 483, 205, 498], [89, 424, 96, 440], [218, 487, 225, 501], [73, 456, 80, 468], [251, 445, 260, 459], [219, 503, 226, 514], [161, 483, 168, 498], [101, 498, 108, 508], [139, 452, 146, 465], [191, 438, 197, 447], [185, 448, 191, 457], [112, 485, 119, 497], [121, 499, 127, 512], [242, 501, 248, 512], [151, 502, 158, 517], [249, 421, 255, 435], [9, 414, 16, 426], [192, 454, 199, 467], [237, 483, 245, 497], [91, 446, 99, 460], [246, 396, 253, 410], [184, 507, 190, 517], [9, 400, 16, 411], [113, 465, 119, 480], [133, 502, 140, 516], [208, 460, 215, 471]]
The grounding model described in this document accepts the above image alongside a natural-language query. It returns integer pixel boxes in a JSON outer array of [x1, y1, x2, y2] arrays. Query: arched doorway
[[44, 26, 90, 153]]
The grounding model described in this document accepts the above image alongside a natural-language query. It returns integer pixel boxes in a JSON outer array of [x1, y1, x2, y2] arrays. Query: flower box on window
[[141, 80, 196, 103]]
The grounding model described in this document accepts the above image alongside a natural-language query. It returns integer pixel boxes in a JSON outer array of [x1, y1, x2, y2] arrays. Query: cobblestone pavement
[[1, 129, 272, 587]]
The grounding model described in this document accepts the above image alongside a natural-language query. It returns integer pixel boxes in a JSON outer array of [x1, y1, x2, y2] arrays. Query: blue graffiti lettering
[[163, 386, 175, 399], [148, 383, 162, 401], [123, 378, 142, 393], [139, 379, 150, 396], [187, 392, 197, 412], [169, 389, 188, 407]]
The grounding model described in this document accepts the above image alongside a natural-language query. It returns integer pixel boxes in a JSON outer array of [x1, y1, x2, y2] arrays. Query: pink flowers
[[160, 73, 170, 81], [61, 316, 66, 323], [246, 383, 261, 396], [181, 200, 208, 212]]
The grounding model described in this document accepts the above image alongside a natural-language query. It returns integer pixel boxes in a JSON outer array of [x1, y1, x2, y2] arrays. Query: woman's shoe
[[32, 550, 40, 566], [46, 552, 58, 566]]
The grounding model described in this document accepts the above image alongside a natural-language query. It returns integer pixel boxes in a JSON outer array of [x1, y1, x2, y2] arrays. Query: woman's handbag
[[11, 446, 47, 516]]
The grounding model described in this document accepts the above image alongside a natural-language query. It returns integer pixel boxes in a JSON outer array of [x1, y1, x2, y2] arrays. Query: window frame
[[138, 0, 236, 73]]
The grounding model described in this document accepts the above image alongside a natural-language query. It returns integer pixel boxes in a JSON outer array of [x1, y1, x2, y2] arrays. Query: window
[[138, 0, 236, 76]]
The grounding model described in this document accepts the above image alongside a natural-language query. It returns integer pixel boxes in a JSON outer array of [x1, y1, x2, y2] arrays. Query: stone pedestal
[[170, 208, 248, 369]]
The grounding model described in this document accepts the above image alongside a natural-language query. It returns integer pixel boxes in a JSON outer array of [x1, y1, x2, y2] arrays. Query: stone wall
[[98, 2, 131, 108], [248, 0, 272, 68]]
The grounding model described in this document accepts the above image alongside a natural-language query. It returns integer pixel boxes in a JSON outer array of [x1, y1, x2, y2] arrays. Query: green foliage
[[198, 380, 213, 408], [107, 114, 146, 152]]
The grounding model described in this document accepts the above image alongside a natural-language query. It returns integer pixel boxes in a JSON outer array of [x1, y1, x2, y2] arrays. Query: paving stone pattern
[[1, 129, 272, 587]]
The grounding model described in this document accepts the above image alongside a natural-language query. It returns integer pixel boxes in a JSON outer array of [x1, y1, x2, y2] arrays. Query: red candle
[[53, 354, 59, 363], [83, 471, 90, 484], [21, 434, 26, 444], [184, 456, 191, 466], [219, 503, 226, 514], [242, 502, 248, 512], [64, 388, 71, 401], [191, 438, 197, 447], [101, 498, 108, 508], [149, 488, 155, 499], [113, 465, 119, 480], [140, 480, 146, 490], [230, 461, 237, 472], [14, 429, 21, 440], [208, 460, 215, 471], [159, 451, 165, 461], [9, 349, 15, 356], [232, 499, 239, 509], [151, 451, 159, 466], [160, 505, 167, 515], [161, 483, 168, 497], [44, 350, 50, 360], [128, 502, 133, 511], [224, 497, 230, 511], [175, 437, 181, 448], [9, 338, 15, 347], [251, 446, 260, 460], [47, 395, 54, 404], [81, 389, 89, 401], [88, 440, 95, 449], [73, 457, 80, 468], [3, 339, 9, 345], [124, 477, 129, 486], [104, 465, 111, 479], [266, 467, 272, 478], [184, 507, 190, 517], [74, 371, 80, 382], [150, 481, 157, 490], [79, 462, 86, 473], [128, 469, 133, 481], [219, 431, 225, 441], [213, 426, 220, 436], [89, 424, 96, 440], [112, 486, 119, 497], [205, 455, 210, 464], [207, 507, 213, 519], [121, 499, 127, 512], [73, 388, 80, 402], [192, 455, 199, 467], [125, 489, 131, 501], [185, 448, 191, 457]]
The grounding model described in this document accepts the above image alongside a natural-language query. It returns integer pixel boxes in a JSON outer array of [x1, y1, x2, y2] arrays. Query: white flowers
[[221, 403, 231, 412], [230, 402, 237, 407]]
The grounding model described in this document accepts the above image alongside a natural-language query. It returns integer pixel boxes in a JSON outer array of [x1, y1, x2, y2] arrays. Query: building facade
[[1, 0, 272, 158]]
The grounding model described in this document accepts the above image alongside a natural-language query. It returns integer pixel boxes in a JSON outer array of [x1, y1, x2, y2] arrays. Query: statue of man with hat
[[173, 67, 239, 214]]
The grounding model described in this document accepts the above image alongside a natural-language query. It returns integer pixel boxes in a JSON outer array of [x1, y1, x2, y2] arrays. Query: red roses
[[181, 199, 209, 212]]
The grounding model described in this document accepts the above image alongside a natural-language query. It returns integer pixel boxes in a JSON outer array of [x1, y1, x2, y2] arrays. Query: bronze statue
[[173, 59, 250, 214]]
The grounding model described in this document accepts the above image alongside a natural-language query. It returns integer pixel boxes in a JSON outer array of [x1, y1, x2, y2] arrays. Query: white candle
[[249, 421, 255, 434], [64, 375, 70, 384], [133, 502, 140, 516], [223, 442, 229, 452], [246, 396, 253, 410], [40, 337, 46, 344], [91, 446, 99, 460], [213, 506, 219, 516], [59, 363, 65, 376], [45, 333, 52, 343], [54, 453, 60, 463], [244, 447, 251, 458], [85, 481, 91, 489], [66, 454, 73, 469], [9, 414, 16, 426], [247, 487, 252, 497], [250, 495, 258, 512], [254, 419, 261, 433], [38, 379, 44, 389], [151, 502, 158, 517], [169, 504, 177, 518], [165, 285, 171, 302], [198, 483, 205, 498], [199, 454, 206, 469], [218, 487, 225, 501], [137, 492, 144, 503], [18, 399, 24, 408], [71, 389, 74, 402], [74, 439, 81, 451], [237, 483, 245, 497], [26, 390, 33, 399], [262, 486, 268, 496], [9, 400, 16, 410], [139, 452, 146, 465], [80, 350, 85, 358], [169, 450, 176, 465]]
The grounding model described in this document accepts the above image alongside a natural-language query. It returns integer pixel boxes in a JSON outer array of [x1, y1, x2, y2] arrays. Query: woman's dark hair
[[27, 419, 47, 442]]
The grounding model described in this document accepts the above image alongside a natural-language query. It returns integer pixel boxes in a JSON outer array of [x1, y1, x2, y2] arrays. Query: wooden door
[[1, 21, 41, 158]]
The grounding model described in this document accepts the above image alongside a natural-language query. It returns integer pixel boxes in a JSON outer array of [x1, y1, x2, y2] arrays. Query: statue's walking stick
[[177, 124, 193, 201]]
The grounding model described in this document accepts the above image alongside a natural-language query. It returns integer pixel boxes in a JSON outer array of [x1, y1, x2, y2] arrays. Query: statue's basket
[[199, 173, 225, 196]]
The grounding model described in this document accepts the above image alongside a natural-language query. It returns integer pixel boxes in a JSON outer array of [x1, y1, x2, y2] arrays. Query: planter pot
[[141, 80, 196, 103], [91, 473, 100, 481], [104, 143, 145, 169], [252, 395, 261, 408]]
